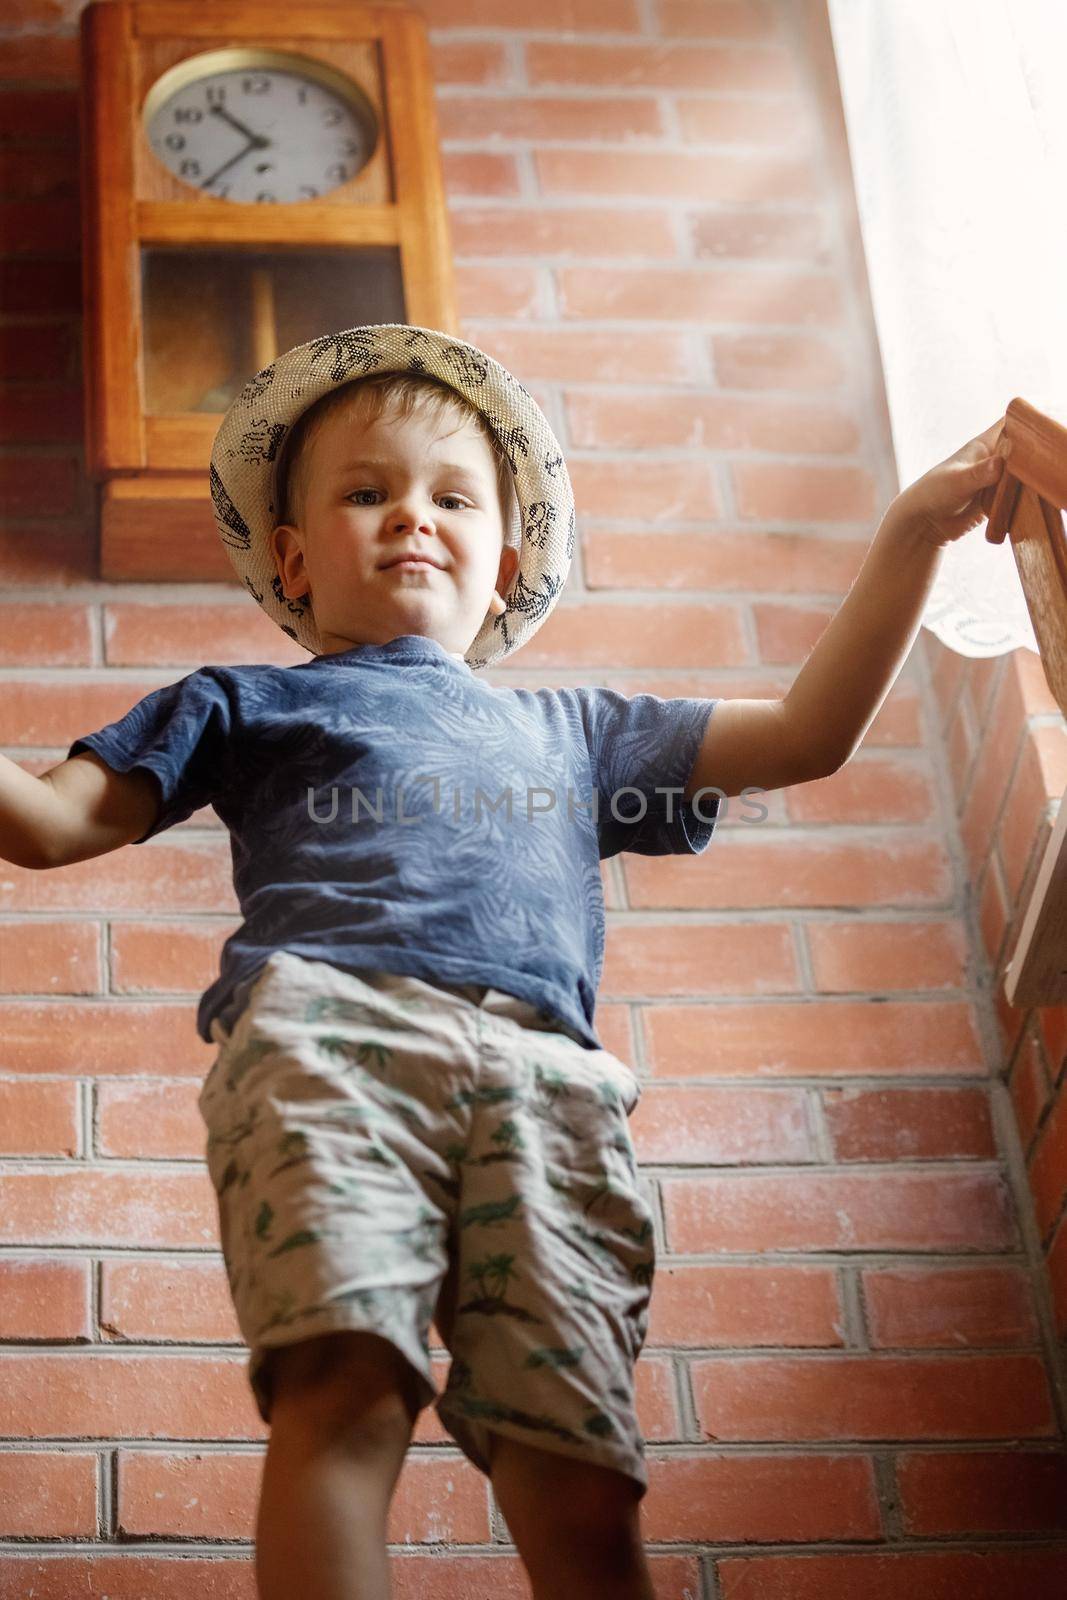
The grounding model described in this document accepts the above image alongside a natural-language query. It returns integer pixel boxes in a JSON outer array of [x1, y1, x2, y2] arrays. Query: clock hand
[[210, 103, 270, 149], [201, 139, 260, 188]]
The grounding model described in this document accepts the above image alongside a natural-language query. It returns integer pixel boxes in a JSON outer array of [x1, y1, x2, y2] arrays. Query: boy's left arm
[[684, 418, 1011, 801]]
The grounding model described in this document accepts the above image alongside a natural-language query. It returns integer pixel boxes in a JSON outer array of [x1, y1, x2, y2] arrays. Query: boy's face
[[270, 404, 520, 658]]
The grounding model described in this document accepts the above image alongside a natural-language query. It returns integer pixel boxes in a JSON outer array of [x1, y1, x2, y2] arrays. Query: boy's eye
[[347, 489, 469, 510]]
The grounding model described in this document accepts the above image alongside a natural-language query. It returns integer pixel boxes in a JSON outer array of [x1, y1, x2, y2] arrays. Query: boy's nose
[[389, 501, 436, 531]]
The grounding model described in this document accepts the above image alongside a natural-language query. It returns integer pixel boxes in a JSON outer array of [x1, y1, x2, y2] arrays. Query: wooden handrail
[[992, 398, 1067, 1006], [986, 396, 1067, 718]]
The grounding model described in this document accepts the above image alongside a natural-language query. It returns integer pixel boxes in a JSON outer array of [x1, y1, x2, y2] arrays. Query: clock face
[[143, 52, 379, 204]]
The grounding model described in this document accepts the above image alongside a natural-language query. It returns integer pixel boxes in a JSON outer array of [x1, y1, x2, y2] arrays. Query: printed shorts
[[196, 950, 657, 1495]]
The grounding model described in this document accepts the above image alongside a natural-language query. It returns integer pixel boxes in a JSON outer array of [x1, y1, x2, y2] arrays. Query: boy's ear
[[499, 541, 520, 592], [271, 523, 311, 600], [488, 543, 520, 618]]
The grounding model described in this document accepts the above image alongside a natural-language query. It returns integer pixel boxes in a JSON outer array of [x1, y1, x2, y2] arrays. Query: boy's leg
[[255, 1330, 423, 1600], [489, 1434, 655, 1600]]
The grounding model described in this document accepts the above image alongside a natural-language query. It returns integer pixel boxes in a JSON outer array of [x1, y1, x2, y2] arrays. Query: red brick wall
[[2, 0, 1067, 1593], [936, 642, 1067, 1332]]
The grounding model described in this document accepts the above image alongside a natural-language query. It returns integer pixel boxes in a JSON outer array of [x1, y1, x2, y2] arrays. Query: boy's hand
[[888, 417, 1012, 549]]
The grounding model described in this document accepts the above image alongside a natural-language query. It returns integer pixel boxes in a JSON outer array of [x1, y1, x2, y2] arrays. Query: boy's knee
[[491, 1434, 641, 1537], [265, 1329, 422, 1447]]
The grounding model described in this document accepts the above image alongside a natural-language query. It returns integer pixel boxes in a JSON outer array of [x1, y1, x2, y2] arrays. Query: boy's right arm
[[0, 750, 162, 870]]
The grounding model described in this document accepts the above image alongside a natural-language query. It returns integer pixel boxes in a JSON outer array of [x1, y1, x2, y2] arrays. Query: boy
[[0, 322, 1008, 1600]]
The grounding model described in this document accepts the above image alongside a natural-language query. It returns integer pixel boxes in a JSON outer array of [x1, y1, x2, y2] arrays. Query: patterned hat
[[208, 323, 576, 670]]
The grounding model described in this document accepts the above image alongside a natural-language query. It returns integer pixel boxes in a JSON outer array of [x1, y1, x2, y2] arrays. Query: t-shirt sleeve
[[570, 686, 720, 860], [65, 669, 233, 843]]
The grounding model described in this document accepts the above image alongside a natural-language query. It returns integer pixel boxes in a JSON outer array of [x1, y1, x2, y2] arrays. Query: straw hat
[[208, 323, 576, 669]]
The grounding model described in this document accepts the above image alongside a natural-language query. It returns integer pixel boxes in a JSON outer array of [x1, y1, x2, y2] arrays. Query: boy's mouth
[[381, 554, 442, 570]]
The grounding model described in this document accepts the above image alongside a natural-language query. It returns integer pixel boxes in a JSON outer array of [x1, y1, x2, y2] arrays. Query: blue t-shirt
[[67, 634, 720, 1051]]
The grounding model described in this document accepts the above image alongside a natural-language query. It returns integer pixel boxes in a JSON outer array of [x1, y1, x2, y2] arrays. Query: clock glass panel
[[144, 56, 379, 203], [140, 247, 406, 413]]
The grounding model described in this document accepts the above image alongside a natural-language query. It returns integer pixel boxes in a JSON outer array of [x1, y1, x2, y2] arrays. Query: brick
[[443, 150, 520, 197], [662, 1168, 1015, 1254], [450, 204, 677, 258], [0, 321, 74, 378], [927, 636, 972, 736], [557, 264, 842, 324], [1039, 1005, 1067, 1084], [0, 520, 92, 582], [461, 324, 695, 382], [1017, 1030, 1055, 1158], [676, 92, 812, 146], [456, 265, 540, 319], [110, 921, 239, 993], [0, 601, 91, 663], [1028, 1085, 1067, 1240], [439, 94, 663, 143], [0, 1257, 89, 1340], [806, 918, 967, 993], [0, 88, 78, 142], [1047, 1209, 1067, 1337], [643, 997, 983, 1078], [821, 1087, 995, 1162], [998, 724, 1067, 902], [0, 920, 99, 993], [0, 258, 80, 313], [0, 35, 79, 81], [0, 199, 79, 254], [423, 0, 640, 29], [0, 453, 79, 516], [97, 1078, 210, 1160], [659, 2, 780, 41], [787, 759, 937, 825], [977, 844, 1008, 974], [0, 998, 215, 1075], [582, 527, 867, 596], [102, 603, 301, 667], [630, 1084, 813, 1165], [945, 681, 979, 799], [116, 1447, 491, 1543], [0, 677, 176, 746], [0, 1080, 79, 1156], [526, 40, 800, 93], [512, 598, 743, 669], [0, 843, 233, 922], [646, 1262, 842, 1347], [717, 1549, 1067, 1599], [101, 1257, 240, 1347], [626, 837, 955, 914], [896, 1448, 1067, 1535], [0, 1552, 535, 1599], [569, 458, 724, 524], [957, 668, 1031, 881], [535, 148, 817, 203], [602, 922, 798, 999], [712, 330, 846, 389], [430, 40, 510, 87], [734, 460, 879, 522], [863, 1265, 1039, 1349], [0, 1452, 96, 1537], [565, 390, 859, 454], [690, 1353, 1055, 1441], [642, 1451, 880, 1542], [692, 206, 827, 261], [0, 147, 79, 202], [0, 1170, 218, 1250]]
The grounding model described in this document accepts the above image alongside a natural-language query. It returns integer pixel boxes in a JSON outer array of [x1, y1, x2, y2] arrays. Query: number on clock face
[[146, 67, 376, 203]]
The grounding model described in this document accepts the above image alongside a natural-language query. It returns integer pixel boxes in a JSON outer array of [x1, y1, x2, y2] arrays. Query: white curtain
[[825, 0, 1067, 657]]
